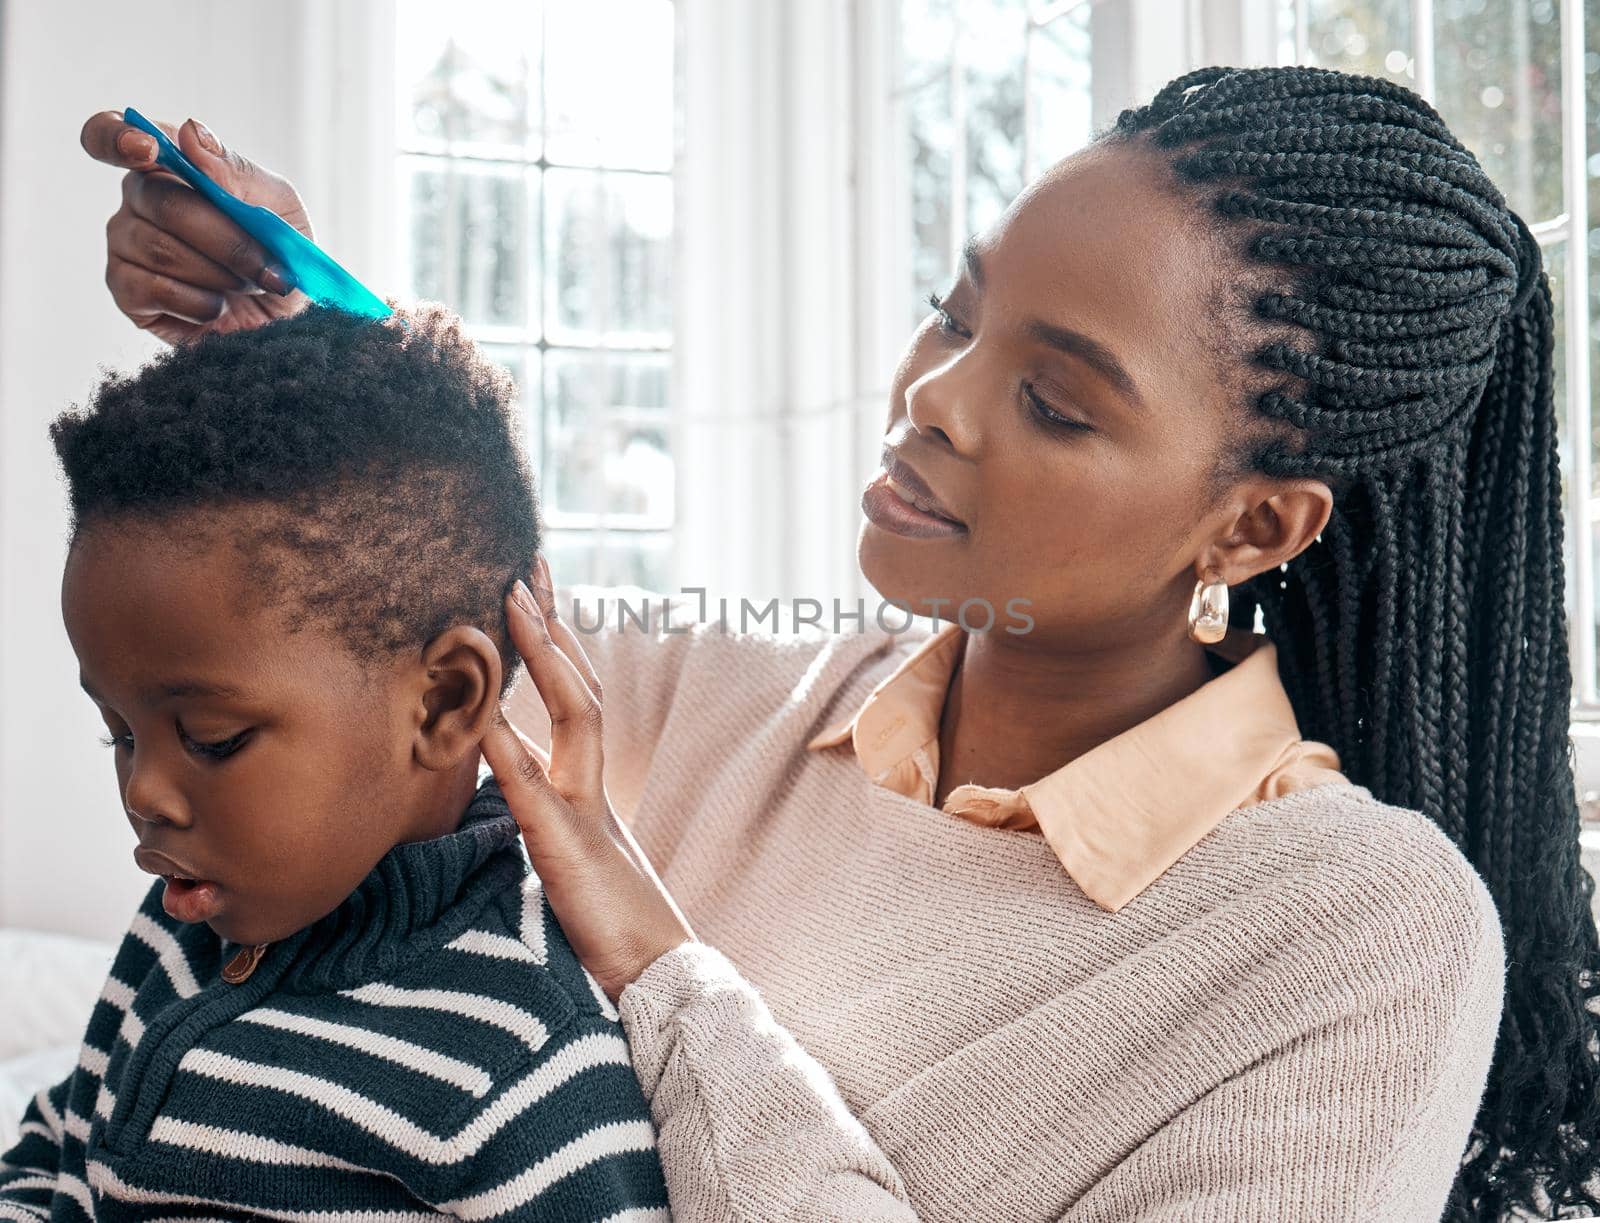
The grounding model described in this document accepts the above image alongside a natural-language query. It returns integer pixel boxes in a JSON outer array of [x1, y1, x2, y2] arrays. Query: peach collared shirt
[[806, 622, 1352, 913]]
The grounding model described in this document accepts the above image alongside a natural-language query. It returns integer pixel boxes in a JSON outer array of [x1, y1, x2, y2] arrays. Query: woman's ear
[[1214, 477, 1335, 579], [411, 626, 503, 772]]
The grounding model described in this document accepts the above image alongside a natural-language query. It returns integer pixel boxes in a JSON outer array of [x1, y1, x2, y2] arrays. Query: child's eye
[[926, 292, 971, 340], [177, 723, 252, 761]]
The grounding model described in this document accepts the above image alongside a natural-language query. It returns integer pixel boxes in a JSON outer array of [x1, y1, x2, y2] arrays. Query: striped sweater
[[0, 778, 669, 1221]]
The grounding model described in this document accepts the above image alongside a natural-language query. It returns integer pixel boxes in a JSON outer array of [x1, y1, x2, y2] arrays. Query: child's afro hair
[[51, 302, 540, 690]]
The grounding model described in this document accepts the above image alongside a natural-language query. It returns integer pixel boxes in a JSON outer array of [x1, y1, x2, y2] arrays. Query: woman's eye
[[926, 292, 971, 339], [1024, 383, 1093, 433], [177, 723, 252, 761], [100, 731, 134, 752]]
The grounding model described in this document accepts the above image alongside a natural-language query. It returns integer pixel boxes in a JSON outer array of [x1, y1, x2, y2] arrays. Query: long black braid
[[1110, 65, 1600, 1219]]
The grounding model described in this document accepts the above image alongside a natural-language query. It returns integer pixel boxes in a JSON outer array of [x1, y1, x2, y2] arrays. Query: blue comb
[[121, 106, 392, 319]]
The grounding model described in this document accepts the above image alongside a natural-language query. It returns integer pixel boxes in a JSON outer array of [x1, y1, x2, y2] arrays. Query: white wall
[[0, 1, 387, 939]]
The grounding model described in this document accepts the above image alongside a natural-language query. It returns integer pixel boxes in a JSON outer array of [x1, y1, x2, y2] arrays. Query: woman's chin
[[858, 529, 964, 616]]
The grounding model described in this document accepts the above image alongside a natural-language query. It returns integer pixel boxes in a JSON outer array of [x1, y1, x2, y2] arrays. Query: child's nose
[[123, 761, 191, 829]]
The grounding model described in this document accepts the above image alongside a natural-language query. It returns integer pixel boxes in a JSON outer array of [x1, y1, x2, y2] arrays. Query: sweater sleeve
[[0, 1072, 71, 1216], [513, 589, 913, 1218], [1063, 871, 1507, 1222], [618, 940, 918, 1223]]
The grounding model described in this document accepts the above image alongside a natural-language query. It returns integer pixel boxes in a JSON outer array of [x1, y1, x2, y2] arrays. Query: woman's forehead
[[972, 142, 1235, 407], [984, 142, 1224, 297]]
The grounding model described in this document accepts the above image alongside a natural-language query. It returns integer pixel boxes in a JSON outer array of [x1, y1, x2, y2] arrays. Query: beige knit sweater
[[503, 585, 1506, 1223]]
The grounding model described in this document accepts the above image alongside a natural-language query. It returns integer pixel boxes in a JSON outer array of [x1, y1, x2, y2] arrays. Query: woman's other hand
[[80, 110, 312, 345], [482, 555, 697, 1002]]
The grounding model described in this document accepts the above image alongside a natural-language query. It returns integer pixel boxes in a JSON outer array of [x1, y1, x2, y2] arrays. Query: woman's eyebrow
[[962, 239, 1145, 412], [1025, 320, 1146, 411], [962, 237, 986, 289]]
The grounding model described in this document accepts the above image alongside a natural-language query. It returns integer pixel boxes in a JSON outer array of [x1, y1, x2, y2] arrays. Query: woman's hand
[[482, 555, 697, 1003], [79, 111, 312, 344]]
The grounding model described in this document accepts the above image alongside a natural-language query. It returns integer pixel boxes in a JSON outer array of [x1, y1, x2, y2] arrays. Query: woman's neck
[[933, 625, 1220, 807]]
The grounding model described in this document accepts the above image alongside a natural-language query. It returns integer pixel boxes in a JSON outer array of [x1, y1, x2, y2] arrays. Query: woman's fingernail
[[191, 119, 223, 155], [258, 264, 295, 296], [119, 131, 156, 162]]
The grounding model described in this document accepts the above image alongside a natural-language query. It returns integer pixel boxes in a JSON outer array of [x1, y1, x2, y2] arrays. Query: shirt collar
[[806, 625, 963, 779], [807, 622, 1324, 912]]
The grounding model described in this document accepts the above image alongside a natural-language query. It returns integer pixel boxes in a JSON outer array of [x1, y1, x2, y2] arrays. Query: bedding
[[0, 928, 116, 1150]]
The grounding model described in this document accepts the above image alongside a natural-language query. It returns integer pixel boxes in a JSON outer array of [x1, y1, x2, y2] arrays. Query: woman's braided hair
[[1110, 65, 1599, 1219]]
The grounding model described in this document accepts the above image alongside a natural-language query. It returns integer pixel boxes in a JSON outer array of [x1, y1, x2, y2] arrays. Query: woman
[[80, 66, 1600, 1221]]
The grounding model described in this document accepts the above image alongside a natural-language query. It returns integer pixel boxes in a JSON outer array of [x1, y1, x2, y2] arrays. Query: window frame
[[1274, 0, 1600, 798], [389, 1, 679, 589]]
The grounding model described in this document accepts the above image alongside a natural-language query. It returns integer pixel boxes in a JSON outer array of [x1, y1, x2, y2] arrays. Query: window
[[896, 0, 1094, 328], [395, 1, 677, 591], [1282, 1, 1594, 713]]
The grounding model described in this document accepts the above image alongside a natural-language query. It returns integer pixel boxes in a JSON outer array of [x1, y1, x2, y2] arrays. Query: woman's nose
[[904, 356, 983, 456]]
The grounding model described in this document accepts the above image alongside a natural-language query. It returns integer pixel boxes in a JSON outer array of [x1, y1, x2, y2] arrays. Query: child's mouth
[[161, 874, 223, 923], [134, 846, 224, 923]]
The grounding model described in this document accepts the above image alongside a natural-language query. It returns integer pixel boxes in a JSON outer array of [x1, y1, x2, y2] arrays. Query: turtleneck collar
[[251, 775, 527, 993]]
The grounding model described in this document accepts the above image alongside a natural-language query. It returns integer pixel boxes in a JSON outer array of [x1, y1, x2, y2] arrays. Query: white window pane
[[1540, 235, 1581, 680], [907, 73, 955, 324], [548, 349, 670, 426], [1583, 1, 1600, 689], [543, 169, 672, 346], [1027, 9, 1093, 177], [963, 2, 1028, 241], [1588, 0, 1600, 489], [1548, 233, 1600, 700], [1277, 0, 1300, 62], [1435, 0, 1562, 222], [898, 0, 1089, 327], [479, 343, 540, 466], [544, 530, 673, 592], [1302, 0, 1413, 82], [901, 0, 957, 90], [1543, 240, 1568, 470], [398, 0, 538, 154], [477, 342, 532, 404], [402, 158, 531, 329], [544, 0, 675, 170], [545, 351, 673, 525], [388, 1, 695, 570]]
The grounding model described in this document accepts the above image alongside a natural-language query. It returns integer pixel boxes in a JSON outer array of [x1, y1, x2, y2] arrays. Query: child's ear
[[411, 626, 503, 772]]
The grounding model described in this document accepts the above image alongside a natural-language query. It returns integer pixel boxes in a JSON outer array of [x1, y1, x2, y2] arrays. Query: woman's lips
[[862, 469, 968, 539], [880, 452, 963, 522]]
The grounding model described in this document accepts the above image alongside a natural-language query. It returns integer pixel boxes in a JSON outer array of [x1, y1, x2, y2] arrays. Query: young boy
[[0, 305, 669, 1220]]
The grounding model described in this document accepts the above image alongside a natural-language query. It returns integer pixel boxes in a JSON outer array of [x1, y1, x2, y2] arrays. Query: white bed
[[0, 928, 117, 1150]]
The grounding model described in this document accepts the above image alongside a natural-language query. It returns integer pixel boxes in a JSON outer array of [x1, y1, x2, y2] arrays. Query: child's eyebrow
[[78, 676, 246, 702]]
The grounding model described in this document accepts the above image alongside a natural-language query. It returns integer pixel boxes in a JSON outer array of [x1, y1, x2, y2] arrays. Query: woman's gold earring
[[1188, 568, 1229, 644]]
